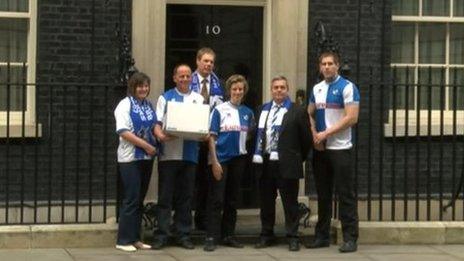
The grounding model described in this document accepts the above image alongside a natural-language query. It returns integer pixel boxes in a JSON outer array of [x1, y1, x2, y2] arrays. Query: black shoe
[[178, 237, 195, 249], [152, 238, 167, 250], [339, 240, 357, 253], [222, 236, 243, 248], [288, 238, 300, 251], [203, 237, 216, 252], [254, 237, 275, 249], [305, 238, 330, 249]]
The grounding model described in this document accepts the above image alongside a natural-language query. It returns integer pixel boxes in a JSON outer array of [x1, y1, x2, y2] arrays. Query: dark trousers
[[259, 157, 300, 238], [206, 155, 246, 240], [117, 160, 153, 245], [194, 142, 209, 226], [154, 160, 196, 241], [313, 149, 359, 242]]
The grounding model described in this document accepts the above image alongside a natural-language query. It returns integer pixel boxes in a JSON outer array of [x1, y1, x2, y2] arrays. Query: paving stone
[[367, 253, 461, 261], [430, 245, 464, 258], [0, 249, 73, 261], [358, 244, 442, 254], [258, 245, 366, 259]]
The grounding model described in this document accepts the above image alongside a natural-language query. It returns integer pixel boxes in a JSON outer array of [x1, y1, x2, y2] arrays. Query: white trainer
[[116, 244, 137, 252], [133, 241, 152, 250]]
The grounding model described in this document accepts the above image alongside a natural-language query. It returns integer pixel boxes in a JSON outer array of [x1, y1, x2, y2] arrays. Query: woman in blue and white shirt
[[203, 74, 255, 251], [114, 72, 157, 252]]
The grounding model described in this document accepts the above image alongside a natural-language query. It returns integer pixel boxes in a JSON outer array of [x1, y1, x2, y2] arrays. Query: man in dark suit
[[252, 75, 312, 251]]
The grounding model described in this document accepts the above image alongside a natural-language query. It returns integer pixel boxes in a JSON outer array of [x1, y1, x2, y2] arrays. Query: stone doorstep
[[335, 221, 464, 244], [1, 221, 463, 248]]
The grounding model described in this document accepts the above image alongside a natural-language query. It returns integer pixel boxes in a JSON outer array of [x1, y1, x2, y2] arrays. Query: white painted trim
[[392, 16, 464, 22], [0, 0, 37, 128], [167, 0, 267, 6], [132, 0, 308, 105], [384, 110, 464, 137], [0, 11, 30, 18]]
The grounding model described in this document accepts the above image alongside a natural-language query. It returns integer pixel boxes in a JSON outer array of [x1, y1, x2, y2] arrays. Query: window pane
[[423, 0, 450, 16], [455, 0, 464, 16], [392, 23, 415, 63], [449, 68, 464, 110], [0, 18, 28, 63], [418, 67, 445, 110], [0, 66, 27, 111], [390, 67, 415, 109], [0, 0, 28, 12], [419, 23, 446, 64], [392, 0, 419, 15], [450, 24, 464, 64]]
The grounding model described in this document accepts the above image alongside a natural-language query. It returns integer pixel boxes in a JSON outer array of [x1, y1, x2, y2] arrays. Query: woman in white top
[[114, 72, 157, 252]]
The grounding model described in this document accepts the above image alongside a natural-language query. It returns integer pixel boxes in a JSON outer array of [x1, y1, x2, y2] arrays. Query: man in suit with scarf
[[252, 75, 312, 251], [190, 47, 225, 230]]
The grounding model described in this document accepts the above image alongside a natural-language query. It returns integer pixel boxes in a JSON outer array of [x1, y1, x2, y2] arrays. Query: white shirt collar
[[197, 73, 211, 84], [175, 87, 191, 96]]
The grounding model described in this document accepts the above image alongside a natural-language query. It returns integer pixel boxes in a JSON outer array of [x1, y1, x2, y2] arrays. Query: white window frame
[[387, 0, 464, 136], [0, 0, 40, 137]]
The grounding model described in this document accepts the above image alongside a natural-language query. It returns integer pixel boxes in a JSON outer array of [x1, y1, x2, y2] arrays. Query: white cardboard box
[[164, 101, 210, 140]]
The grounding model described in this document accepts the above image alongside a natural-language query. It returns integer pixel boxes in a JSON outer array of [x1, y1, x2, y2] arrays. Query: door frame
[[132, 0, 308, 106], [132, 0, 309, 201]]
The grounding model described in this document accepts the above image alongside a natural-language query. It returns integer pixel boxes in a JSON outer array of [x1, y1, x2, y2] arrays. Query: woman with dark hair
[[114, 72, 157, 252], [203, 74, 255, 251]]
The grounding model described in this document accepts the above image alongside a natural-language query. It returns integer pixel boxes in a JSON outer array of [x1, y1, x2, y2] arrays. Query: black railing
[[0, 67, 123, 224], [1, 64, 464, 224], [339, 65, 464, 221]]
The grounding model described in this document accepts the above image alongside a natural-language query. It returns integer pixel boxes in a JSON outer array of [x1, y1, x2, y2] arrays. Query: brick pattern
[[0, 0, 132, 202], [306, 0, 464, 198]]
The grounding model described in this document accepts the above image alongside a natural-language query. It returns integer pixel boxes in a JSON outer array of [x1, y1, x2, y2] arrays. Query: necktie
[[201, 78, 209, 104], [269, 105, 281, 151]]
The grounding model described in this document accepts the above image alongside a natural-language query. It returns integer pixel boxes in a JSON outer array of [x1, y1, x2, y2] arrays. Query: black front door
[[165, 4, 263, 207]]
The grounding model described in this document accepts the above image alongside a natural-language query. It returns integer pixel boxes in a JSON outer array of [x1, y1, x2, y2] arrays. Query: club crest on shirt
[[243, 115, 249, 121], [332, 89, 339, 95]]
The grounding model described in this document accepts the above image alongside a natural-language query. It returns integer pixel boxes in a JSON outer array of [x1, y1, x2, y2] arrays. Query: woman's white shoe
[[133, 241, 152, 250], [116, 244, 137, 252]]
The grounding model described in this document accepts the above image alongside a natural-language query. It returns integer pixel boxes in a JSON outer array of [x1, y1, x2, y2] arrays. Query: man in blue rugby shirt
[[306, 51, 360, 253], [190, 47, 224, 231], [152, 64, 204, 250]]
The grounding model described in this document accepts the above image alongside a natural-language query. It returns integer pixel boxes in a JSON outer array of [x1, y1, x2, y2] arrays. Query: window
[[388, 0, 464, 136], [0, 0, 38, 137]]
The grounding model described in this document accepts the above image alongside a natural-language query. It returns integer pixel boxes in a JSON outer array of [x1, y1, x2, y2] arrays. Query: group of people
[[114, 47, 360, 254]]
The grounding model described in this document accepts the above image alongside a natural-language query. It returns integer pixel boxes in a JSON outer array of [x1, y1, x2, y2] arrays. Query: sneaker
[[178, 237, 195, 249], [133, 241, 151, 250], [305, 238, 330, 248], [116, 244, 137, 252], [288, 238, 300, 252], [152, 238, 167, 250], [221, 236, 243, 248], [203, 237, 216, 252], [339, 240, 357, 253]]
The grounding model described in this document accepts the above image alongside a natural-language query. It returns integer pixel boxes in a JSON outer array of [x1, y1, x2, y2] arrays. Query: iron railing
[[1, 63, 464, 224]]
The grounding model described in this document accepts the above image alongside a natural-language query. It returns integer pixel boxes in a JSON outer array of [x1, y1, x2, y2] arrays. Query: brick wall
[[306, 0, 464, 199], [0, 0, 132, 203]]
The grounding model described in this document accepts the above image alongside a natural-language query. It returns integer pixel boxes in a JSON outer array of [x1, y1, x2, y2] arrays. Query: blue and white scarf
[[129, 96, 157, 159], [190, 71, 224, 109], [252, 97, 292, 163]]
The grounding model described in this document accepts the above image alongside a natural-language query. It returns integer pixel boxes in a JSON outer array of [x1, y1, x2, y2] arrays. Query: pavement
[[1, 244, 464, 261]]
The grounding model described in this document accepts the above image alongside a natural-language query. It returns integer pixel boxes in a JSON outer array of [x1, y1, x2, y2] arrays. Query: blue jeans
[[117, 160, 153, 245]]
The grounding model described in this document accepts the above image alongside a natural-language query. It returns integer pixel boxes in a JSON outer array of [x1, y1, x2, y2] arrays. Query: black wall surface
[[0, 0, 132, 203], [306, 0, 464, 199]]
